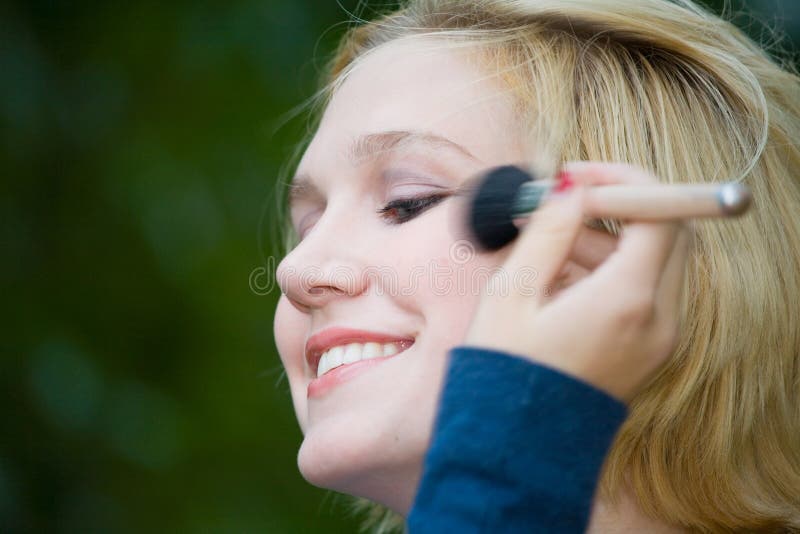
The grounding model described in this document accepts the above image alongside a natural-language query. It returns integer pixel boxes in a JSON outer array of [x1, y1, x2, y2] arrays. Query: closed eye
[[377, 193, 451, 224]]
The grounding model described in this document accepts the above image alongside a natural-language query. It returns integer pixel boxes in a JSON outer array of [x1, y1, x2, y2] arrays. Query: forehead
[[301, 37, 522, 168]]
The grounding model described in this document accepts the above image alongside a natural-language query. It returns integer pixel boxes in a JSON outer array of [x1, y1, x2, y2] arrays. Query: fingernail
[[553, 171, 574, 193]]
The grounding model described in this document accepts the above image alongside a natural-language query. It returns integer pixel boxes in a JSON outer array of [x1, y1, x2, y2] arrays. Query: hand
[[464, 161, 691, 402]]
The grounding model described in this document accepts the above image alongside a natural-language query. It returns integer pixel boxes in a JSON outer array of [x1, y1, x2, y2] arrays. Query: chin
[[297, 416, 375, 485], [296, 417, 420, 514]]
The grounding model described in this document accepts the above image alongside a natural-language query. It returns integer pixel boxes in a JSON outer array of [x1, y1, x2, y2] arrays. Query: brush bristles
[[468, 165, 534, 251]]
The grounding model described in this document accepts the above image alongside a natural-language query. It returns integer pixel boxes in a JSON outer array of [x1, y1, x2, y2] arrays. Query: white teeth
[[315, 341, 405, 378], [317, 354, 331, 378], [343, 343, 362, 364], [329, 346, 344, 368], [317, 359, 328, 378], [362, 342, 382, 359]]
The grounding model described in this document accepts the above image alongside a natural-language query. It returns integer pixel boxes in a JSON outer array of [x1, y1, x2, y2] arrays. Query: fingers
[[501, 161, 627, 293], [505, 161, 689, 312], [554, 226, 618, 302], [546, 261, 592, 299], [561, 161, 653, 186], [504, 186, 586, 303], [570, 226, 618, 270], [607, 221, 682, 289], [565, 161, 681, 289], [557, 162, 623, 271]]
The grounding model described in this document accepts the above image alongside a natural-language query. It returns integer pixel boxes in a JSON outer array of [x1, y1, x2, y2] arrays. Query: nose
[[276, 209, 371, 313]]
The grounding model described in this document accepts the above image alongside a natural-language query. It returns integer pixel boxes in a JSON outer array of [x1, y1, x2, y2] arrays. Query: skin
[[274, 37, 689, 529]]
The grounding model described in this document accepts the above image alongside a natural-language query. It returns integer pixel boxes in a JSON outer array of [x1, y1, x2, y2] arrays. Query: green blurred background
[[1, 1, 796, 532]]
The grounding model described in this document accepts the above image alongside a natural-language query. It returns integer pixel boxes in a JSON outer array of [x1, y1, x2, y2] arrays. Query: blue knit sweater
[[407, 346, 628, 533]]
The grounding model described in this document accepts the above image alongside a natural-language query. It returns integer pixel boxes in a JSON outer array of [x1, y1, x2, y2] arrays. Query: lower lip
[[307, 355, 397, 398]]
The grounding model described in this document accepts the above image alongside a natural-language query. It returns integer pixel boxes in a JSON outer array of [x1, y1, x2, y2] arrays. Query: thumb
[[504, 186, 586, 303]]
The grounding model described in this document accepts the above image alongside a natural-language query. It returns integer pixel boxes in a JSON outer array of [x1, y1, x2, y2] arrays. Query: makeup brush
[[467, 165, 752, 251]]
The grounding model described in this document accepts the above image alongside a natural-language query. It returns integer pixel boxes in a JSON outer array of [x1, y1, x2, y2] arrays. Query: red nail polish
[[553, 171, 574, 193]]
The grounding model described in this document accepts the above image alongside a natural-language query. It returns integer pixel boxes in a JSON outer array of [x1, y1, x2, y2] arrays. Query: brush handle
[[513, 182, 751, 220]]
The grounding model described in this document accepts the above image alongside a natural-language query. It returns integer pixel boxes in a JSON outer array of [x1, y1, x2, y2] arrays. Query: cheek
[[408, 224, 508, 350], [274, 295, 310, 430], [421, 255, 503, 347]]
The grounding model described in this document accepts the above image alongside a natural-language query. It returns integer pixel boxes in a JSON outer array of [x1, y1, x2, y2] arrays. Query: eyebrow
[[349, 130, 478, 164], [288, 130, 479, 207]]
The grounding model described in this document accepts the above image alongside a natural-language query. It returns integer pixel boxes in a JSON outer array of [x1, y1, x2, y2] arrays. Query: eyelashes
[[295, 192, 452, 240], [377, 193, 451, 224]]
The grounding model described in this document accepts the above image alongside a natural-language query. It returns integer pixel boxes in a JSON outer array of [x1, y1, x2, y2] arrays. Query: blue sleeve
[[406, 346, 628, 533]]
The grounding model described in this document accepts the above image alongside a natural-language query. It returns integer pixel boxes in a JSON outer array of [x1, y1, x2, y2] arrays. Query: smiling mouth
[[316, 341, 410, 378], [305, 331, 415, 399], [304, 328, 415, 379]]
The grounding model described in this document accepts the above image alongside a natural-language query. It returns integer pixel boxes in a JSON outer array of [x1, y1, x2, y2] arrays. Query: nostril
[[308, 285, 346, 296], [273, 238, 370, 309]]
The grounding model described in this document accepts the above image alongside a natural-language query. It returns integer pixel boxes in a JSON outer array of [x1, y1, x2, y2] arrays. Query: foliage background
[[1, 1, 797, 532]]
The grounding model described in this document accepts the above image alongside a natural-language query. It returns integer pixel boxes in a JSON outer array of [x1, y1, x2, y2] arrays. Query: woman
[[273, 0, 800, 531]]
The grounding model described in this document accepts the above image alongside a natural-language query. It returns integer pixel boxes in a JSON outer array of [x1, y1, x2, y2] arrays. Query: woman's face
[[274, 39, 524, 513]]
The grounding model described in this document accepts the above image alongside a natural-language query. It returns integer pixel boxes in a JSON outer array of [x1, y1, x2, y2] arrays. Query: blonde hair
[[291, 0, 800, 531]]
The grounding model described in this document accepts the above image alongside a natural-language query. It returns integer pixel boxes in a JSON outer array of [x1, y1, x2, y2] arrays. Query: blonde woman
[[273, 0, 800, 531]]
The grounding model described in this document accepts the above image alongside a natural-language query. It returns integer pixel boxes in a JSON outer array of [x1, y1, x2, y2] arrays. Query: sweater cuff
[[408, 346, 628, 533]]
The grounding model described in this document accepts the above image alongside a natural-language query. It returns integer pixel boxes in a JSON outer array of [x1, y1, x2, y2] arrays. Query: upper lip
[[305, 327, 415, 377]]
